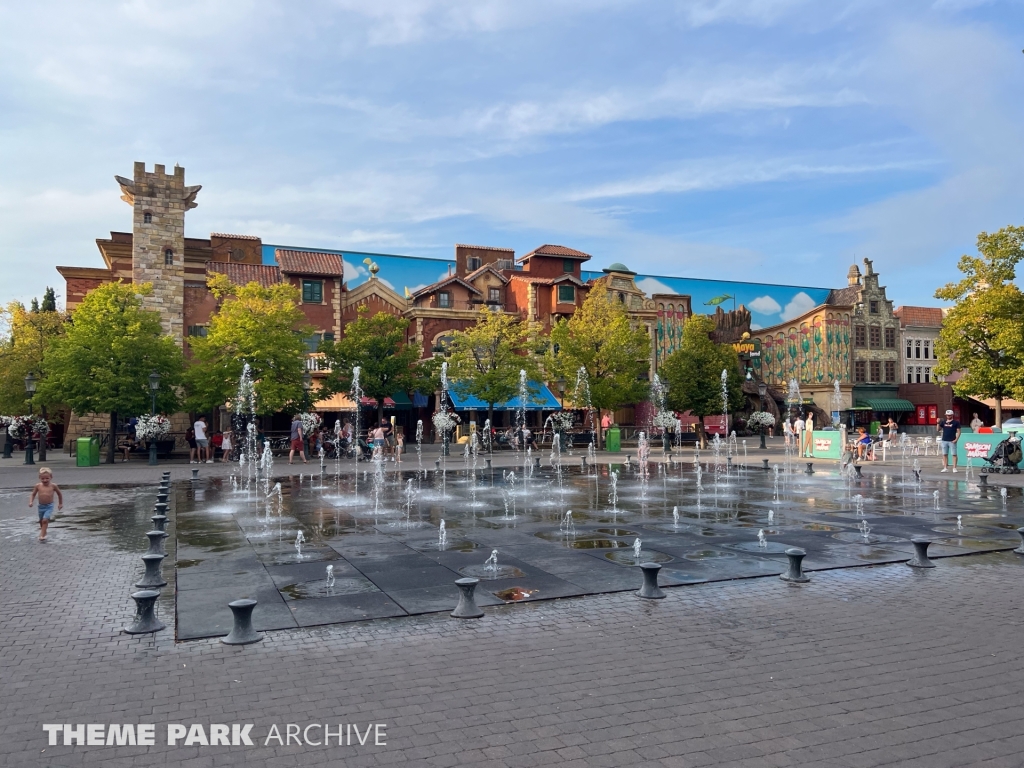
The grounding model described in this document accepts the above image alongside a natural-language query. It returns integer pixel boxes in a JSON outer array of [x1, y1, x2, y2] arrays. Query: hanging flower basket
[[299, 412, 322, 435], [747, 411, 776, 430], [136, 414, 171, 441], [652, 410, 678, 429], [6, 415, 49, 440]]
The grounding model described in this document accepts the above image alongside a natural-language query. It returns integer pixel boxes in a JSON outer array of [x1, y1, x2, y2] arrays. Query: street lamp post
[[148, 371, 161, 466], [24, 372, 37, 466], [757, 381, 768, 450]]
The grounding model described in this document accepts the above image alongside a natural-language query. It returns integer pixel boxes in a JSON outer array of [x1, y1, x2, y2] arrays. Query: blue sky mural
[[265, 243, 830, 330]]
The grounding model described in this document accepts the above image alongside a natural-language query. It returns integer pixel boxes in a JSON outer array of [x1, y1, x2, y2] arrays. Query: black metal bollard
[[435, 458, 441, 469], [1014, 527, 1024, 555], [912, 469, 921, 482], [190, 468, 199, 481], [805, 462, 814, 474], [124, 590, 165, 634], [780, 547, 810, 583], [485, 458, 492, 470], [979, 473, 989, 486], [451, 577, 485, 618], [727, 457, 733, 469], [907, 537, 935, 568], [156, 492, 169, 505], [581, 456, 588, 468], [145, 530, 167, 557], [221, 599, 262, 645], [154, 502, 168, 517], [762, 459, 769, 470], [637, 562, 666, 599], [136, 554, 167, 588], [151, 515, 168, 533], [534, 457, 541, 469], [854, 464, 863, 478]]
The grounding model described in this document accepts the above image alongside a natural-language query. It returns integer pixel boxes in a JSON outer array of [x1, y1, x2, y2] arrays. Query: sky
[[1, 0, 1023, 314]]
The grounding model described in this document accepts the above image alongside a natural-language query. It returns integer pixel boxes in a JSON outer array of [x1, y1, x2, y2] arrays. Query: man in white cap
[[937, 409, 961, 473]]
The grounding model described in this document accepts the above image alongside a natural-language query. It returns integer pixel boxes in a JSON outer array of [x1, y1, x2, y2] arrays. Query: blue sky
[[2, 1, 1023, 313]]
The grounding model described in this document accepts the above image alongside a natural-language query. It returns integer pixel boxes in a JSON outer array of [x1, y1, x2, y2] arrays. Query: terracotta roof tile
[[207, 262, 282, 288], [895, 306, 944, 327], [826, 286, 860, 306], [211, 233, 261, 241], [455, 243, 515, 254], [518, 244, 592, 262], [275, 249, 344, 277], [410, 275, 482, 300]]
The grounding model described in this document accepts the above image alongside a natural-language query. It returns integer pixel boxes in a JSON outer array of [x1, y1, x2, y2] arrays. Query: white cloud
[[748, 295, 782, 315], [781, 292, 817, 321], [342, 259, 368, 283], [635, 276, 675, 296]]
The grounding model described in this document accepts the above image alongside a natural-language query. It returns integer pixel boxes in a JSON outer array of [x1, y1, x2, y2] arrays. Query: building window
[[854, 325, 866, 347], [884, 327, 896, 348], [563, 259, 575, 274], [870, 361, 881, 382], [143, 212, 152, 224], [906, 339, 913, 359], [923, 340, 930, 359], [869, 325, 881, 348], [322, 332, 335, 342], [488, 287, 501, 303], [915, 339, 921, 359], [906, 366, 913, 384], [557, 285, 576, 303], [187, 325, 208, 338], [164, 248, 174, 265], [618, 292, 625, 303], [854, 361, 866, 382], [884, 361, 896, 383], [467, 257, 481, 271], [915, 366, 922, 384], [869, 300, 879, 314], [924, 367, 931, 383], [302, 280, 323, 303], [438, 291, 451, 309]]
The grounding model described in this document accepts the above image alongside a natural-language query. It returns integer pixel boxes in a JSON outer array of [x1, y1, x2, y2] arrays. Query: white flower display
[[747, 411, 776, 429], [135, 414, 171, 440]]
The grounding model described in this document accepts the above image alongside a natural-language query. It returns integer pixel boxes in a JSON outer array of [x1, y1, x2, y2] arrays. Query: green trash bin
[[605, 427, 621, 453], [869, 420, 881, 437], [76, 436, 100, 467]]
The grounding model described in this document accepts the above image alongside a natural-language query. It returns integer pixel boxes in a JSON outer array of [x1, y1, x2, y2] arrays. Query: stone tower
[[114, 162, 201, 345]]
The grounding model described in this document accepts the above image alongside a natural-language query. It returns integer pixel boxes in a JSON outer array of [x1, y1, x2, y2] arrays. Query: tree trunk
[[38, 404, 47, 461], [695, 420, 708, 449], [377, 402, 384, 428], [995, 397, 1003, 429], [108, 412, 117, 464]]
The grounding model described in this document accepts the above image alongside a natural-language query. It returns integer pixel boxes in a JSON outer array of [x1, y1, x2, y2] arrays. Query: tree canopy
[[37, 282, 183, 462], [318, 308, 422, 424], [184, 273, 312, 415], [659, 314, 745, 445], [0, 300, 67, 415], [444, 308, 540, 428], [547, 288, 650, 443], [934, 225, 1024, 427]]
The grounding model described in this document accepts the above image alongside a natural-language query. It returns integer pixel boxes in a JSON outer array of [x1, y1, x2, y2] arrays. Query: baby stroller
[[981, 432, 1022, 474]]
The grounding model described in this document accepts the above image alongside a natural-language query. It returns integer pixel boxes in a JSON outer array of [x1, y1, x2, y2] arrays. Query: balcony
[[306, 353, 331, 372]]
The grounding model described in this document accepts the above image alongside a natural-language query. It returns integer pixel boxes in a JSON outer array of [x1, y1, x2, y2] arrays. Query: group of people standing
[[781, 412, 816, 458]]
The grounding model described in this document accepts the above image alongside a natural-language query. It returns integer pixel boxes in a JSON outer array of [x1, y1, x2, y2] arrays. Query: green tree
[[934, 225, 1024, 427], [37, 282, 182, 464], [547, 289, 651, 447], [41, 287, 57, 313], [185, 273, 312, 415], [0, 301, 68, 459], [445, 308, 540, 440], [318, 308, 422, 426], [659, 315, 745, 447]]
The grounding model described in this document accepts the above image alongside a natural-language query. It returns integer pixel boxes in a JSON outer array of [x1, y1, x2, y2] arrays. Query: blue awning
[[448, 381, 561, 411], [412, 391, 429, 408]]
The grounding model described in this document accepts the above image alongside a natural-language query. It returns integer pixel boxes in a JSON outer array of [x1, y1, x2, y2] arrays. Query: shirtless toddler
[[29, 467, 63, 541]]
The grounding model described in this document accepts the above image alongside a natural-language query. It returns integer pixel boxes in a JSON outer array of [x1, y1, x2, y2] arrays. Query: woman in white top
[[221, 430, 233, 462], [783, 418, 794, 447]]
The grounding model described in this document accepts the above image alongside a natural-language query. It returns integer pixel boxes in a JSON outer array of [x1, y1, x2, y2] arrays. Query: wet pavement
[[4, 454, 1024, 767]]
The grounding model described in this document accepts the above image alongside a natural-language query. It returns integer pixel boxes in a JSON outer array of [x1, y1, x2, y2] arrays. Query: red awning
[[360, 396, 396, 408]]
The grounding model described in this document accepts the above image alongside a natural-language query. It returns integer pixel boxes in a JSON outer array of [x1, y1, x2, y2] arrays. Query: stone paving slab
[[6, 498, 1024, 767]]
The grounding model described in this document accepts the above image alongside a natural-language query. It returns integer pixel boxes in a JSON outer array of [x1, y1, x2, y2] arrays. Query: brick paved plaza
[[3, 451, 1024, 768]]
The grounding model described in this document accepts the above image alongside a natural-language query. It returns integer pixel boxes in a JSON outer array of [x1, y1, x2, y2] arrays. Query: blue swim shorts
[[37, 502, 54, 521]]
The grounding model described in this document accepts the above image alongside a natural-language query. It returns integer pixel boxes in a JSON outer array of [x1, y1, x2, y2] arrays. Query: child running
[[29, 467, 63, 542]]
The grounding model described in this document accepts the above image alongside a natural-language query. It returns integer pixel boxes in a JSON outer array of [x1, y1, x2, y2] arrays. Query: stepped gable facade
[[747, 258, 901, 416]]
